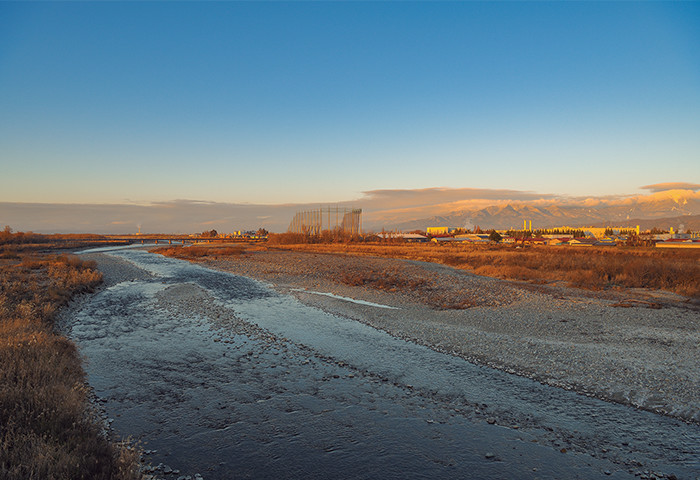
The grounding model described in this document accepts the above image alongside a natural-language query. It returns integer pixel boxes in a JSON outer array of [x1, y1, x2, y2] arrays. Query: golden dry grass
[[1, 253, 141, 480], [151, 245, 245, 260], [269, 243, 700, 298]]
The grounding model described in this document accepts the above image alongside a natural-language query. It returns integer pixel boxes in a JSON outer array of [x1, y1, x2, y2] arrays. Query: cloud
[[359, 187, 553, 209], [356, 187, 560, 225], [640, 182, 700, 192], [3, 186, 699, 234], [358, 187, 700, 229], [0, 201, 300, 234]]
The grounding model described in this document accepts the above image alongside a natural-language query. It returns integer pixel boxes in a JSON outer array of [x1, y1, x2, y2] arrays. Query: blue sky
[[1, 1, 699, 208]]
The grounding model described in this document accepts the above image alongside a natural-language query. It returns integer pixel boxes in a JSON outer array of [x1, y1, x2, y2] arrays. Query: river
[[65, 246, 699, 479]]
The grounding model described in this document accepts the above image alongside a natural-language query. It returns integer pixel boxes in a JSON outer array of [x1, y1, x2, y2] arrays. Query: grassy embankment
[[1, 241, 141, 479], [156, 238, 700, 299]]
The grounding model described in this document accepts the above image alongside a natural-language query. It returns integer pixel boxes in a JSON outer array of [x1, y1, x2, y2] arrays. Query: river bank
[[187, 248, 700, 424], [67, 246, 700, 479], [0, 249, 140, 480]]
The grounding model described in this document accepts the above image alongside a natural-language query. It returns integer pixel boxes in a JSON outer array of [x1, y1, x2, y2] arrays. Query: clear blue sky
[[1, 1, 699, 205]]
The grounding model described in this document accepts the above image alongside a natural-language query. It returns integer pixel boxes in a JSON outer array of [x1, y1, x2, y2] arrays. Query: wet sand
[[197, 249, 700, 424]]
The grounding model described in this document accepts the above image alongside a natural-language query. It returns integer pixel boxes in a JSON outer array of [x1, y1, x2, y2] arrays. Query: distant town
[[202, 220, 700, 249], [384, 221, 700, 249]]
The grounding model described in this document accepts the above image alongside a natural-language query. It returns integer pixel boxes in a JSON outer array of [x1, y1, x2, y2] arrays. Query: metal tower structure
[[288, 206, 362, 235]]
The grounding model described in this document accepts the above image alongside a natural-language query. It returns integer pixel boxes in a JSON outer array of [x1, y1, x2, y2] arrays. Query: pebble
[[198, 249, 700, 423], [88, 247, 698, 480]]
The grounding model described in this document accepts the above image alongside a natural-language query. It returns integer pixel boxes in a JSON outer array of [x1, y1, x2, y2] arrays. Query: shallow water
[[67, 247, 700, 479]]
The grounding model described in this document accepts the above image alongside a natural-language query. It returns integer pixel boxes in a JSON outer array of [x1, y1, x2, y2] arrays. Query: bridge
[[47, 235, 264, 246], [104, 235, 265, 245]]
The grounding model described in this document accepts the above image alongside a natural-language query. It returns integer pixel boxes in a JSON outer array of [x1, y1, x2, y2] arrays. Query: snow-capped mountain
[[371, 189, 700, 231]]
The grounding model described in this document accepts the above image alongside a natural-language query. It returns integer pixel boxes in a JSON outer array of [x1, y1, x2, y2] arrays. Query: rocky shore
[[195, 248, 700, 424]]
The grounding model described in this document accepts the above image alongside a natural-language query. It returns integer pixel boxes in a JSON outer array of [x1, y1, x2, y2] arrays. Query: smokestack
[[523, 219, 527, 230], [529, 220, 532, 231]]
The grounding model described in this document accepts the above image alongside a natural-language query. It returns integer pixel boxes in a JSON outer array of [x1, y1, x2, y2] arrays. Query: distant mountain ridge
[[381, 189, 700, 232]]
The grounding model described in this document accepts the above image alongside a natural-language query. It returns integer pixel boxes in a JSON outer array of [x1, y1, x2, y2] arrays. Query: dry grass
[[268, 243, 700, 298], [339, 270, 427, 291], [151, 245, 245, 260], [268, 231, 361, 245], [0, 253, 141, 480], [152, 240, 700, 299], [155, 243, 475, 308], [338, 269, 473, 309]]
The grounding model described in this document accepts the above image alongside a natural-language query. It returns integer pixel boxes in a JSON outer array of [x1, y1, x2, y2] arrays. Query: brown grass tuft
[[337, 268, 473, 309], [151, 245, 245, 260], [339, 270, 427, 291]]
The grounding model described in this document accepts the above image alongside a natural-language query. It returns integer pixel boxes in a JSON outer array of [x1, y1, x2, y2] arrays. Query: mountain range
[[378, 189, 700, 232], [3, 186, 699, 234]]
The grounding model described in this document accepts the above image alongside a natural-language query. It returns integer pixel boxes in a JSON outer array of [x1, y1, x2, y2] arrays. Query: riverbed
[[67, 246, 699, 479]]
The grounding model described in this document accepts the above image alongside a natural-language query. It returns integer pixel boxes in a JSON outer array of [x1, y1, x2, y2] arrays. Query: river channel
[[66, 246, 699, 479]]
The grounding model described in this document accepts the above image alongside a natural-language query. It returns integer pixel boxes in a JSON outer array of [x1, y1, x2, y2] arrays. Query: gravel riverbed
[[195, 249, 700, 424], [70, 248, 700, 479]]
